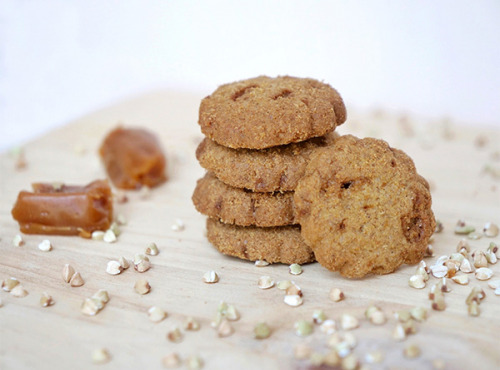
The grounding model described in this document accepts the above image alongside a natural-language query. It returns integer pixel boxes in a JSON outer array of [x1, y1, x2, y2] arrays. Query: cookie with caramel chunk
[[198, 76, 346, 149], [192, 172, 296, 227], [294, 135, 435, 278], [196, 132, 338, 192], [206, 218, 314, 265]]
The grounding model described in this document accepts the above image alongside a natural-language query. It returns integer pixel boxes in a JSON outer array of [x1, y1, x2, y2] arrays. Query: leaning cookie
[[294, 135, 436, 278], [206, 218, 315, 265], [198, 76, 346, 149], [192, 172, 296, 227], [196, 132, 338, 192]]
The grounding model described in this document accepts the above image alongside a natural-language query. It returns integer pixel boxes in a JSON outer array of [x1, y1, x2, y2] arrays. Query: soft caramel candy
[[99, 127, 167, 189], [11, 180, 113, 237]]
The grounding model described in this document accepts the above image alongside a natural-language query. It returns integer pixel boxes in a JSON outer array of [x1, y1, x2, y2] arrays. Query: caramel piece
[[11, 180, 113, 237], [99, 127, 167, 189]]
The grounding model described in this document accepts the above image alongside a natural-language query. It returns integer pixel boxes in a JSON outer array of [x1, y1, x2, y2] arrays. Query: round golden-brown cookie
[[196, 132, 338, 192], [206, 218, 315, 265], [192, 172, 296, 227], [198, 76, 346, 149], [294, 135, 435, 278]]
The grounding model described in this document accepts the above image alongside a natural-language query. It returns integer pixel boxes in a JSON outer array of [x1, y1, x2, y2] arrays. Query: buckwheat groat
[[192, 172, 296, 227], [206, 218, 315, 265], [198, 76, 346, 149], [294, 135, 435, 278], [196, 132, 338, 192]]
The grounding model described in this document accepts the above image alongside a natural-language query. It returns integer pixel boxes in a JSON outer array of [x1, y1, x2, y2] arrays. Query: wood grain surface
[[0, 91, 499, 370]]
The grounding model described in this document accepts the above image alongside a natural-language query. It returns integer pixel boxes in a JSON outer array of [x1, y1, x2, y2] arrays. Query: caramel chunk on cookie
[[206, 218, 315, 265], [198, 76, 346, 149], [192, 172, 296, 227], [196, 132, 338, 192], [294, 135, 435, 278]]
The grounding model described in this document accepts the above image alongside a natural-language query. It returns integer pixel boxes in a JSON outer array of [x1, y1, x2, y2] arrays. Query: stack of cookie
[[192, 76, 347, 265]]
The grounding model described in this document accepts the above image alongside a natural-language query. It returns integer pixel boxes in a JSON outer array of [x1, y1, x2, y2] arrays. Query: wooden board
[[1, 91, 499, 370]]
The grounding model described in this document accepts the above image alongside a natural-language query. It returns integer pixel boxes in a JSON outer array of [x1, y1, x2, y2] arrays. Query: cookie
[[294, 135, 435, 278], [192, 172, 296, 227], [206, 218, 315, 265], [198, 76, 346, 149], [196, 132, 338, 192]]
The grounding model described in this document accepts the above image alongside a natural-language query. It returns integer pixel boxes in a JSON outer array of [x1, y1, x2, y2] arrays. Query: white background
[[1, 0, 499, 151]]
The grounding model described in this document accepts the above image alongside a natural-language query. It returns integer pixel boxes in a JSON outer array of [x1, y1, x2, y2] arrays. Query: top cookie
[[294, 135, 435, 278], [198, 76, 346, 149]]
